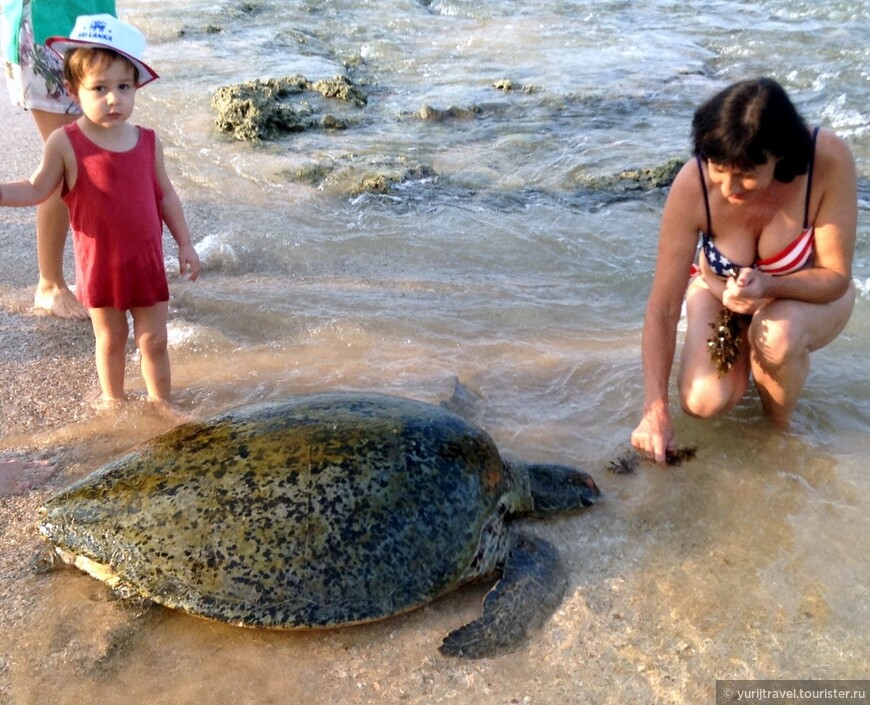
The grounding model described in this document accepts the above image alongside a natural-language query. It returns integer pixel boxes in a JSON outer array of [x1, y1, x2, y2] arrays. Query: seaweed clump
[[707, 308, 748, 377], [606, 446, 698, 474]]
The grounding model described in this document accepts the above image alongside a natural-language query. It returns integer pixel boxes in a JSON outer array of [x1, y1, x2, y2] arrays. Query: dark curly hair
[[692, 77, 812, 183]]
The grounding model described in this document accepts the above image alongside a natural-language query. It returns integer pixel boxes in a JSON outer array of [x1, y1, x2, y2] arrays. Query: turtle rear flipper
[[439, 533, 567, 658]]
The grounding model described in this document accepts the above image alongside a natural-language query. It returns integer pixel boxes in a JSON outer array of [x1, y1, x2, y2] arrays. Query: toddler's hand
[[179, 244, 201, 281]]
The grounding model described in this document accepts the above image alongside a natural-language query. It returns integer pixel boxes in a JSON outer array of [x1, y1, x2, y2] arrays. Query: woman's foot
[[34, 283, 88, 320]]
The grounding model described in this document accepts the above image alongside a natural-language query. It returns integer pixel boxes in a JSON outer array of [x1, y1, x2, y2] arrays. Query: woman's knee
[[679, 375, 746, 419], [748, 314, 805, 371], [680, 386, 720, 418]]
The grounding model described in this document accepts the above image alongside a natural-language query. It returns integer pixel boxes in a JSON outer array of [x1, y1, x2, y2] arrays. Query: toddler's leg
[[131, 303, 171, 403], [88, 307, 130, 402]]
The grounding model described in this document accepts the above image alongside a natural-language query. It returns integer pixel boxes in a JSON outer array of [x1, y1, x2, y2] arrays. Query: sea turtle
[[38, 392, 600, 658]]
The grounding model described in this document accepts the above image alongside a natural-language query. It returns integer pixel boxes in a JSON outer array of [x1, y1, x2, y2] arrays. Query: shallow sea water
[[1, 0, 868, 703]]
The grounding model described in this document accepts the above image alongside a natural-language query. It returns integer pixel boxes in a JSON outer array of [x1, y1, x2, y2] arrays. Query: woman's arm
[[631, 161, 704, 464]]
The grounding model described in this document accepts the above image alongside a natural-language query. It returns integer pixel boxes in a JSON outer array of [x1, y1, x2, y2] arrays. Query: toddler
[[0, 14, 200, 413]]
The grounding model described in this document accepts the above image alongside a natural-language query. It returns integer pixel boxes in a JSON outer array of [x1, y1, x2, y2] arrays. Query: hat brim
[[46, 37, 159, 88]]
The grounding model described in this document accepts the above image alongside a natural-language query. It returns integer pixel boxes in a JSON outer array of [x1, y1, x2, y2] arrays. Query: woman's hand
[[631, 402, 675, 467], [722, 267, 772, 314]]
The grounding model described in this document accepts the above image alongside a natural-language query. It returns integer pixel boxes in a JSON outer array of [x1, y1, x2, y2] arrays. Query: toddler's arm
[[0, 131, 67, 207], [154, 135, 201, 281]]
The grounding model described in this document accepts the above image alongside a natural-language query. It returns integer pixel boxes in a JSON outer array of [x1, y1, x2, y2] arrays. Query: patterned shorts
[[3, 0, 80, 114]]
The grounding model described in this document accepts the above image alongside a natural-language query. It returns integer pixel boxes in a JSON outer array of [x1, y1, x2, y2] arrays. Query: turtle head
[[514, 462, 600, 515]]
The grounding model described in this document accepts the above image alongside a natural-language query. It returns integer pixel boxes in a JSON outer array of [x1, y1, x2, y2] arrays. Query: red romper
[[62, 122, 168, 310]]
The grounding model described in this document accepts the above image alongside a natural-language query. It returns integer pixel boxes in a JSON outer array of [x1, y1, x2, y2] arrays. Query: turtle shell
[[38, 393, 520, 628]]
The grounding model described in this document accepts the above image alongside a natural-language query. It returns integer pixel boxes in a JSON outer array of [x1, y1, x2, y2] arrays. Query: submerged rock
[[343, 157, 435, 196], [281, 155, 435, 195], [416, 104, 479, 122], [492, 78, 538, 93], [311, 76, 367, 107], [575, 157, 684, 192], [211, 75, 367, 142]]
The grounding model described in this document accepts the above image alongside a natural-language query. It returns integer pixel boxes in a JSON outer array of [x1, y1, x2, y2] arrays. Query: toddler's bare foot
[[0, 458, 55, 497], [34, 283, 88, 320], [149, 398, 195, 424], [95, 395, 129, 413]]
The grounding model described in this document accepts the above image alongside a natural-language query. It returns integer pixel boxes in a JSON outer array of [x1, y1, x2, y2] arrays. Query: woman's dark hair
[[692, 77, 812, 183]]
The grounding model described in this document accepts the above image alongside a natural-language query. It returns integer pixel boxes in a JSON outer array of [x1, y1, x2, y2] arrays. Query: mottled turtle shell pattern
[[39, 393, 525, 628]]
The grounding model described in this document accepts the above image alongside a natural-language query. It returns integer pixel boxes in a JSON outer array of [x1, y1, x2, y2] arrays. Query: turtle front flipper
[[439, 533, 567, 658]]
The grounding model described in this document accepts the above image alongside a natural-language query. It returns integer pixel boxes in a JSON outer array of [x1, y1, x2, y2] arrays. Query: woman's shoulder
[[808, 128, 857, 242], [664, 157, 708, 209], [814, 128, 856, 172], [660, 157, 709, 238], [812, 128, 857, 194], [664, 157, 703, 198]]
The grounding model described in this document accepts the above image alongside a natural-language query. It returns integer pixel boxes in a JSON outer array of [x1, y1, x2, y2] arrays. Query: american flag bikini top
[[701, 227, 815, 277], [696, 127, 819, 278]]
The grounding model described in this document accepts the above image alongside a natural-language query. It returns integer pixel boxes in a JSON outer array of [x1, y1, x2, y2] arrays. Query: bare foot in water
[[0, 458, 55, 497], [96, 395, 194, 424], [33, 283, 89, 320], [149, 399, 195, 424]]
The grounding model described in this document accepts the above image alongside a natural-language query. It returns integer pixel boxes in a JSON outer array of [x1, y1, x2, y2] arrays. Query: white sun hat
[[46, 14, 159, 87]]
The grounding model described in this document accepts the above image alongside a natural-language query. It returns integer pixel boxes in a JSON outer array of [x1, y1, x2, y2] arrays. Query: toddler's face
[[72, 57, 138, 129]]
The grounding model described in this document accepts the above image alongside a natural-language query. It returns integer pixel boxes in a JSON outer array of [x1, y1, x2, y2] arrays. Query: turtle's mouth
[[524, 463, 601, 514], [574, 473, 601, 507]]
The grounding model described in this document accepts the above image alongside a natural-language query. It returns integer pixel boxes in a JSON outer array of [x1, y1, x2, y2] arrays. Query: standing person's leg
[[131, 302, 172, 404], [29, 109, 88, 319]]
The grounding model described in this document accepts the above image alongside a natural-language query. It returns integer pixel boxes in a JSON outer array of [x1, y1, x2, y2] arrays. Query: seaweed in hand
[[707, 307, 745, 377]]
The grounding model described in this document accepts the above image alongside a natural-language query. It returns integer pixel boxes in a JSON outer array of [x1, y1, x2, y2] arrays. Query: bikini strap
[[695, 155, 713, 236], [803, 126, 820, 229]]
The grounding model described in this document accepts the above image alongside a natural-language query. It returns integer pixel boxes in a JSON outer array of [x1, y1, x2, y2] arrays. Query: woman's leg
[[88, 307, 130, 403], [29, 109, 88, 320], [749, 282, 856, 427], [678, 278, 752, 418], [131, 302, 171, 403]]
